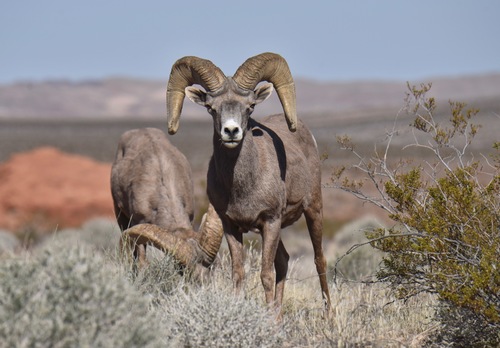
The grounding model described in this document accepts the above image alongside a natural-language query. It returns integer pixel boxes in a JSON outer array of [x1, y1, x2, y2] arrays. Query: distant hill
[[1, 74, 499, 121]]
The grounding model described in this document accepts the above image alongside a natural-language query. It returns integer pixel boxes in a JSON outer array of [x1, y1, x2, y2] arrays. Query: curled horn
[[120, 204, 223, 268], [233, 52, 297, 132], [121, 224, 200, 267], [166, 56, 226, 134], [196, 204, 224, 267]]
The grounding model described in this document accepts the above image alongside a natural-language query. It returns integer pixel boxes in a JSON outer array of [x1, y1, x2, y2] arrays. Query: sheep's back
[[111, 128, 194, 229]]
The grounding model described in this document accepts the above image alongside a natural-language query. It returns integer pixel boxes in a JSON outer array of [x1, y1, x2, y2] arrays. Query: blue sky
[[1, 1, 499, 84]]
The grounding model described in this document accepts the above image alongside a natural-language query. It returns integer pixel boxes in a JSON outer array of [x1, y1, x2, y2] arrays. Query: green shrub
[[430, 301, 500, 348], [331, 83, 500, 346]]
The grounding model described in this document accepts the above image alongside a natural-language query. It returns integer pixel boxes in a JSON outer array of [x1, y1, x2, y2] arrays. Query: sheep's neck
[[212, 131, 259, 192]]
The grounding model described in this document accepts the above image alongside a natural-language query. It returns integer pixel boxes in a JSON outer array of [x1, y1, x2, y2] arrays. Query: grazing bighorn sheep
[[165, 52, 332, 313], [111, 127, 222, 270]]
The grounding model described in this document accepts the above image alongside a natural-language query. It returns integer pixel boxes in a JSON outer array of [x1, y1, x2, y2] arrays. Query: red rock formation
[[0, 147, 113, 233]]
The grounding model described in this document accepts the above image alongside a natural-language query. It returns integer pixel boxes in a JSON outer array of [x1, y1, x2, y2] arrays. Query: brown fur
[[186, 80, 332, 315], [111, 127, 195, 261]]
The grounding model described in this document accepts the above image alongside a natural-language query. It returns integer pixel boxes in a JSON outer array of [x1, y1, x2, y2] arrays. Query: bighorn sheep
[[111, 127, 222, 270], [165, 52, 332, 313]]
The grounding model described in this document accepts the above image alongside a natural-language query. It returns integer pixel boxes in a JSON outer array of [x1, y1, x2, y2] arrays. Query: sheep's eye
[[206, 105, 214, 113], [248, 103, 256, 112]]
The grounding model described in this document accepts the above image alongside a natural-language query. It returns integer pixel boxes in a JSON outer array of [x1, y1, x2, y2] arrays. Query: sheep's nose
[[223, 125, 240, 138]]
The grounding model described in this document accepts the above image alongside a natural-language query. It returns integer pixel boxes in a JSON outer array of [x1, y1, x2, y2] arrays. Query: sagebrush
[[0, 225, 439, 347]]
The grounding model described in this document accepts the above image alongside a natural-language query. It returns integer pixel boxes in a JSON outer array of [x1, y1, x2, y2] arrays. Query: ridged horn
[[120, 204, 223, 268], [121, 224, 199, 266], [196, 204, 224, 266], [166, 56, 226, 134], [233, 52, 297, 132]]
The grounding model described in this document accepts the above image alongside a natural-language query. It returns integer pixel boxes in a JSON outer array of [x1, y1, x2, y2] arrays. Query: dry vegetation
[[1, 220, 439, 347]]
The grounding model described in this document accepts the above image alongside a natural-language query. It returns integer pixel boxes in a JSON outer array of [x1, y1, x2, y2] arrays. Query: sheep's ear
[[185, 86, 207, 106], [254, 82, 273, 105]]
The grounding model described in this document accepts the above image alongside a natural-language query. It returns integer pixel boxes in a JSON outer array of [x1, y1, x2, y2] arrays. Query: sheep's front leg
[[261, 218, 283, 308], [225, 224, 244, 294]]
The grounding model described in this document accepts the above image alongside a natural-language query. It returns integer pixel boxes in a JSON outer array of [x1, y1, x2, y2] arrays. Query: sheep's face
[[186, 79, 273, 149]]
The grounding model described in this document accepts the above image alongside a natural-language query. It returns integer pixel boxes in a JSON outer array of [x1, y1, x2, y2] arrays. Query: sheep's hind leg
[[304, 207, 332, 312], [274, 238, 289, 311]]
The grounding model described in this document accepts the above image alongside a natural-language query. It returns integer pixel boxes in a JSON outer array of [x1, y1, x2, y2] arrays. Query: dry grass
[[283, 279, 438, 347], [0, 219, 444, 347]]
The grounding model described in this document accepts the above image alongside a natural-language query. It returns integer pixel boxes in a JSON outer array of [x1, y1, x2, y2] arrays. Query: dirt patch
[[0, 147, 114, 234]]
